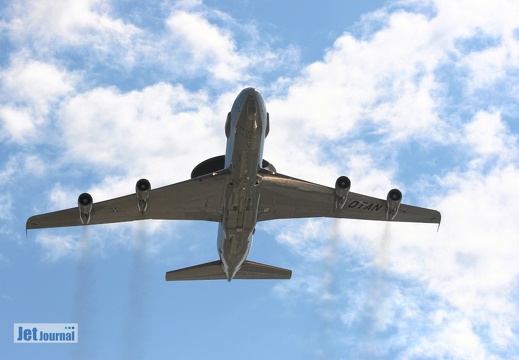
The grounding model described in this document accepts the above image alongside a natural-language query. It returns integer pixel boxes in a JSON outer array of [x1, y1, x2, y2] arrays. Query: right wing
[[257, 172, 441, 224], [26, 171, 231, 230]]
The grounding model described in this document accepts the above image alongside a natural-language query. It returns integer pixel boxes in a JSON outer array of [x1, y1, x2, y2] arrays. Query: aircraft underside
[[26, 87, 441, 281]]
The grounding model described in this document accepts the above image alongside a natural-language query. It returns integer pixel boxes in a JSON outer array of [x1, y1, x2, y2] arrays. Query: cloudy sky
[[2, 0, 519, 358]]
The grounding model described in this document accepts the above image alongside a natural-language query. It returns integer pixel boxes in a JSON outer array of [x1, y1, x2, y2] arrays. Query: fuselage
[[217, 88, 268, 281]]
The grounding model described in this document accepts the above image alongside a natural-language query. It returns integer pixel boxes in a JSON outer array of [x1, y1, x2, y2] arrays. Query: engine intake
[[78, 193, 93, 225], [335, 176, 351, 209], [136, 178, 151, 212], [386, 188, 402, 220]]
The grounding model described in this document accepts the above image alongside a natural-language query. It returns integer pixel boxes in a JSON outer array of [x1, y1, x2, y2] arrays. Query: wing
[[26, 171, 231, 230], [256, 172, 441, 224]]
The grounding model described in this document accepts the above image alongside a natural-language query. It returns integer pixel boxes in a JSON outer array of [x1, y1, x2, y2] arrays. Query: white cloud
[[34, 217, 182, 262], [265, 1, 519, 357], [6, 0, 140, 47], [272, 116, 519, 354], [464, 110, 518, 166], [3, 0, 299, 86], [406, 316, 491, 359], [56, 82, 224, 184], [165, 10, 245, 81], [35, 232, 80, 261], [0, 55, 75, 143], [265, 0, 519, 151], [264, 9, 450, 142], [3, 0, 518, 357], [1, 56, 74, 107], [0, 107, 35, 143], [22, 154, 47, 177], [434, 0, 519, 91]]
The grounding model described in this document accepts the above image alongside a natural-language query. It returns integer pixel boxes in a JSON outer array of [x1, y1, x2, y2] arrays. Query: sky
[[1, 0, 519, 358]]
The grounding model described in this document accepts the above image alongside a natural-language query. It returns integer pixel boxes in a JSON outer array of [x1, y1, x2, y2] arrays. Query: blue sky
[[1, 0, 519, 358]]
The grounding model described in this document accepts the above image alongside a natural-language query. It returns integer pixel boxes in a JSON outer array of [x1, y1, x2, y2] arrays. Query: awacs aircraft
[[27, 88, 441, 281]]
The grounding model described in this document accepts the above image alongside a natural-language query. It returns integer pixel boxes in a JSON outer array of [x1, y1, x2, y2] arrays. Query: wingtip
[[25, 217, 33, 237]]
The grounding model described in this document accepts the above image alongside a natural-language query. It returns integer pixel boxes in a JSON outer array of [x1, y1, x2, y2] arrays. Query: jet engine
[[262, 159, 276, 173], [78, 193, 93, 225], [225, 112, 231, 138], [136, 178, 151, 212], [386, 188, 402, 220], [334, 176, 351, 209], [266, 112, 270, 138]]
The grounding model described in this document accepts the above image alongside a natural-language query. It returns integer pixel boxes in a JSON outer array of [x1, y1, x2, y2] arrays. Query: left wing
[[26, 171, 230, 230], [256, 172, 441, 224]]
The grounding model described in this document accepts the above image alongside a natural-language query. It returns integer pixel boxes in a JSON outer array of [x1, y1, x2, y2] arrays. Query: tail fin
[[165, 260, 292, 281]]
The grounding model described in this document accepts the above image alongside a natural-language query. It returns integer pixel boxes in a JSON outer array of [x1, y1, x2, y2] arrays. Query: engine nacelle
[[136, 178, 151, 212], [335, 176, 351, 209], [386, 188, 402, 220], [262, 159, 276, 173], [78, 193, 93, 225], [225, 112, 231, 138], [265, 112, 270, 138]]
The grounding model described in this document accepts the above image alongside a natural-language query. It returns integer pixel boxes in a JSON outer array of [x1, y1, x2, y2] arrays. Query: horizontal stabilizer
[[166, 260, 227, 281], [234, 260, 292, 280], [165, 260, 292, 281]]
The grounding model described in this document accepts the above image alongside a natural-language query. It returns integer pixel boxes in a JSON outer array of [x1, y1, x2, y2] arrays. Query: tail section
[[165, 260, 292, 281]]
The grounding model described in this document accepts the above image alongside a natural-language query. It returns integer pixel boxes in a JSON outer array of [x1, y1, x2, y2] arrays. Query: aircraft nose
[[244, 87, 256, 95], [232, 87, 264, 129], [247, 98, 257, 116]]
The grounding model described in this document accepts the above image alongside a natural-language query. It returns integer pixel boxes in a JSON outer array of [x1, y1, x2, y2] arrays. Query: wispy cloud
[[4, 0, 141, 56], [266, 0, 519, 357], [2, 0, 519, 358], [0, 53, 75, 143]]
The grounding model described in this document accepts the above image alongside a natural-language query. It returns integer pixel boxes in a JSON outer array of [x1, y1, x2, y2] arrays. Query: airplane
[[26, 87, 441, 281]]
